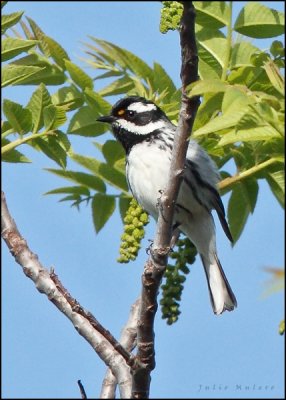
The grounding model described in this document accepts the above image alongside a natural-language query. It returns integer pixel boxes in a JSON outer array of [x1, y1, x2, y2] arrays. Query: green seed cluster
[[160, 1, 183, 34], [160, 237, 197, 325], [117, 198, 149, 263]]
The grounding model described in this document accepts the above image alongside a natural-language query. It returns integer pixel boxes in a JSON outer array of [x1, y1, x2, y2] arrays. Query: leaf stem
[[1, 130, 56, 155], [219, 157, 280, 190]]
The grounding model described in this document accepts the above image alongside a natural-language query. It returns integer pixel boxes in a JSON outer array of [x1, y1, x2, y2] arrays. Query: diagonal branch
[[131, 2, 200, 398], [1, 190, 132, 399]]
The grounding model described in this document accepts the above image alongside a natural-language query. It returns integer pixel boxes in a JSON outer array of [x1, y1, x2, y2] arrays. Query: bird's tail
[[201, 253, 237, 315]]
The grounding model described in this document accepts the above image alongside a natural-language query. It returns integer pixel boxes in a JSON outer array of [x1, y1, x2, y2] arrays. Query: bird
[[97, 96, 237, 315]]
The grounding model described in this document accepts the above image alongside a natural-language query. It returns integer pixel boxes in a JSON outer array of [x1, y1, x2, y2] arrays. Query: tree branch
[[78, 380, 88, 399], [132, 2, 200, 398], [100, 298, 140, 398], [1, 190, 132, 399]]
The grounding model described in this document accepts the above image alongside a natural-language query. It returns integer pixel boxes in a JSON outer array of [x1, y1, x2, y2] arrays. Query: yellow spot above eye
[[117, 109, 125, 116]]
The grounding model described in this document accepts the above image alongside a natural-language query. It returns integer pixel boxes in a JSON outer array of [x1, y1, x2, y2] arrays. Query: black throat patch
[[112, 126, 163, 155]]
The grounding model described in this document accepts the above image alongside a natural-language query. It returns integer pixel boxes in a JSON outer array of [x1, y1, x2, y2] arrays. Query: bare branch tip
[[77, 379, 87, 399]]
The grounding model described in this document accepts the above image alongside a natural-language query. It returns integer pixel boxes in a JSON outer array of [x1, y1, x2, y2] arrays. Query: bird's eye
[[126, 110, 135, 119]]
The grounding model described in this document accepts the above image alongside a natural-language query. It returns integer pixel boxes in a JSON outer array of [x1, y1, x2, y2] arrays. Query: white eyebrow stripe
[[115, 119, 165, 135], [127, 102, 157, 113]]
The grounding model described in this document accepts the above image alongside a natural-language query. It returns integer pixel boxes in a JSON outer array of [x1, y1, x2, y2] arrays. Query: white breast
[[126, 142, 171, 219]]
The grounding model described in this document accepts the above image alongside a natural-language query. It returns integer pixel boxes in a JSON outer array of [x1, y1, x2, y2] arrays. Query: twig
[[100, 298, 140, 399], [131, 2, 200, 398], [1, 190, 132, 399], [78, 380, 88, 399], [50, 271, 134, 368], [218, 157, 279, 191]]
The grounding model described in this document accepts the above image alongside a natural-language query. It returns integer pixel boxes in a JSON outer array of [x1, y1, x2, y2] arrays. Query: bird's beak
[[97, 115, 115, 124]]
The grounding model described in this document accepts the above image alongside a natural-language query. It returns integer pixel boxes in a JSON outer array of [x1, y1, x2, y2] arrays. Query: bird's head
[[97, 96, 171, 153]]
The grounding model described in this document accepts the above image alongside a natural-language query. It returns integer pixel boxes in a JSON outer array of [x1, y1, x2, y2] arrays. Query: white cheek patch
[[115, 119, 165, 135], [127, 102, 157, 113]]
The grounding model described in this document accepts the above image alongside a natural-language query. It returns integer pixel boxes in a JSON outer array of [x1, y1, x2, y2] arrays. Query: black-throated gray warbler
[[97, 96, 237, 314]]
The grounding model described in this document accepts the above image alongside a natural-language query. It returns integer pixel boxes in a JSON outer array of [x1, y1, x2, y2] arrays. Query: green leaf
[[102, 140, 125, 165], [1, 139, 31, 163], [65, 59, 93, 90], [128, 76, 149, 98], [194, 114, 237, 137], [219, 126, 281, 146], [83, 40, 117, 70], [270, 40, 284, 58], [3, 99, 32, 135], [26, 83, 52, 133], [119, 195, 132, 222], [43, 105, 67, 131], [193, 92, 223, 130], [101, 140, 125, 167], [196, 26, 227, 68], [19, 19, 34, 40], [95, 162, 128, 192], [31, 131, 71, 168], [93, 70, 123, 81], [7, 53, 66, 85], [52, 85, 84, 110], [45, 186, 90, 196], [1, 38, 38, 62], [88, 37, 128, 69], [26, 16, 50, 56], [193, 88, 251, 137], [32, 135, 68, 168], [250, 52, 271, 68], [197, 57, 221, 80], [92, 194, 116, 233], [243, 179, 259, 213], [1, 120, 14, 138], [264, 60, 284, 95], [43, 36, 70, 69], [189, 79, 228, 96], [228, 179, 259, 243], [219, 101, 283, 146], [230, 42, 260, 69], [234, 3, 285, 38], [68, 106, 108, 137], [198, 42, 223, 79], [98, 75, 134, 97], [227, 65, 266, 88], [45, 168, 106, 192], [194, 1, 230, 29], [222, 87, 252, 114], [117, 44, 154, 81], [91, 38, 154, 81], [266, 170, 285, 208], [53, 130, 72, 154], [84, 88, 111, 114], [70, 152, 128, 192], [1, 11, 24, 34], [59, 194, 82, 205], [153, 62, 176, 100], [1, 64, 45, 87]]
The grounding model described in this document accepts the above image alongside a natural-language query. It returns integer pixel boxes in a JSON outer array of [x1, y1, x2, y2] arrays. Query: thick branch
[[1, 190, 132, 399], [132, 2, 200, 398]]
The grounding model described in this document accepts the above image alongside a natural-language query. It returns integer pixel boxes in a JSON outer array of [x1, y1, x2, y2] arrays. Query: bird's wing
[[181, 141, 233, 242]]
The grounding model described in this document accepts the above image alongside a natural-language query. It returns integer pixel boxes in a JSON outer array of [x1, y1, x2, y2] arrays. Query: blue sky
[[2, 2, 285, 399]]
